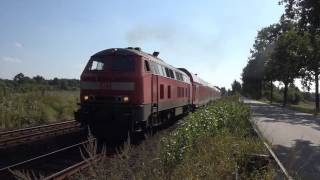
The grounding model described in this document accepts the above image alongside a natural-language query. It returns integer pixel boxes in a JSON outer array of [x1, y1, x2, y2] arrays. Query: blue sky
[[0, 0, 283, 88]]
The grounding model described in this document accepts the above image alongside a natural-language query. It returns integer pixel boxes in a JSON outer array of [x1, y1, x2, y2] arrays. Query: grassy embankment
[[74, 96, 276, 179], [288, 101, 315, 114], [0, 91, 79, 130], [262, 99, 315, 114]]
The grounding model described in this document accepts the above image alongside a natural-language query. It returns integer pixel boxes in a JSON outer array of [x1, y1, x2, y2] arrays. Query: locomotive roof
[[93, 48, 188, 76]]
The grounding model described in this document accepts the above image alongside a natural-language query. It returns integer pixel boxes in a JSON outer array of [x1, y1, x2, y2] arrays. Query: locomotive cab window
[[169, 69, 175, 79], [168, 85, 171, 99], [89, 60, 104, 71], [175, 72, 183, 81], [144, 60, 150, 72], [165, 67, 170, 78], [151, 62, 160, 74], [161, 66, 166, 77], [157, 64, 165, 76]]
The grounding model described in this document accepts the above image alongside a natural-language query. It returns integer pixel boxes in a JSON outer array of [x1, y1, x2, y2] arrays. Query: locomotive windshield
[[111, 56, 134, 71], [88, 56, 134, 72], [89, 60, 104, 71]]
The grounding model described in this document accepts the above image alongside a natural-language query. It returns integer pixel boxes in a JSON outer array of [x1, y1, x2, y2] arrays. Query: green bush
[[272, 89, 283, 103], [160, 96, 252, 168], [287, 87, 303, 104], [158, 96, 275, 178]]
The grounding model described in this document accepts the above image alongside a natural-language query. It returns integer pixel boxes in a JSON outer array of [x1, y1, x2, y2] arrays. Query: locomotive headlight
[[123, 96, 129, 103], [84, 95, 89, 101]]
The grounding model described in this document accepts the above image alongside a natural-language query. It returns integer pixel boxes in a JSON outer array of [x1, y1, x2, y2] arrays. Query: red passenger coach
[[178, 68, 221, 109], [75, 47, 192, 139]]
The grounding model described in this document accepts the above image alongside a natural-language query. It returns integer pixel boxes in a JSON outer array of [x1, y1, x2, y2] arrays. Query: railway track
[[0, 120, 81, 148], [43, 117, 185, 180], [44, 154, 103, 180], [0, 138, 97, 180], [3, 113, 286, 180]]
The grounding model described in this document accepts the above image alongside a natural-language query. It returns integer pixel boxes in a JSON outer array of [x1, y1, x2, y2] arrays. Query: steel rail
[[0, 120, 81, 148], [0, 120, 76, 137], [0, 139, 94, 172], [43, 155, 103, 180], [0, 124, 80, 147]]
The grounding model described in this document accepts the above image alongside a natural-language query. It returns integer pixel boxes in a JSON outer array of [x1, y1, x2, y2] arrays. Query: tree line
[[241, 0, 320, 112], [0, 73, 79, 94]]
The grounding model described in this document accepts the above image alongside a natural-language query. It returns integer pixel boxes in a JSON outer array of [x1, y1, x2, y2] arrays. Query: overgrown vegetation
[[0, 73, 79, 130], [74, 96, 276, 179]]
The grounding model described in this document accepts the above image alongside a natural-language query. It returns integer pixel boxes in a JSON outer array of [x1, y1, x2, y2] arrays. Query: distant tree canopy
[[280, 0, 320, 110], [231, 80, 242, 95], [241, 0, 320, 111], [0, 73, 79, 94], [269, 27, 307, 105], [220, 87, 227, 96], [242, 24, 281, 99]]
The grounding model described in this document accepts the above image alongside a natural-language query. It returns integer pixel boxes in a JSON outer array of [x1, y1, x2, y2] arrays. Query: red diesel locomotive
[[75, 47, 220, 139]]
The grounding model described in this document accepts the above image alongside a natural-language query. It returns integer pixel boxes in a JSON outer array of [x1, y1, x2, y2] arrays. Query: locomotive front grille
[[95, 96, 116, 102], [84, 95, 124, 104]]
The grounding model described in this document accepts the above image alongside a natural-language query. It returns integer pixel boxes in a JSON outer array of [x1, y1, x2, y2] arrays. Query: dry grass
[[74, 133, 166, 180]]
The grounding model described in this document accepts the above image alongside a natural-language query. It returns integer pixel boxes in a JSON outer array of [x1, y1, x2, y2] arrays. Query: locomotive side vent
[[153, 51, 160, 57]]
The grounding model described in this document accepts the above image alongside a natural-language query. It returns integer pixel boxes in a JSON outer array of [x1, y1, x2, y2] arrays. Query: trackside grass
[[160, 96, 275, 179], [12, 96, 276, 179], [71, 96, 276, 180]]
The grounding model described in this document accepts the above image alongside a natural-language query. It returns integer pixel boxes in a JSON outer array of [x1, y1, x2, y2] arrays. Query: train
[[74, 47, 221, 140]]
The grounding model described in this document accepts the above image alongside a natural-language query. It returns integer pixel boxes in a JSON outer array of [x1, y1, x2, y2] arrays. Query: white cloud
[[14, 42, 23, 48], [2, 56, 22, 63]]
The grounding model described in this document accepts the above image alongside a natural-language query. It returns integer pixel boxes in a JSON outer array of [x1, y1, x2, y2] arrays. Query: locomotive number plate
[[100, 82, 111, 89]]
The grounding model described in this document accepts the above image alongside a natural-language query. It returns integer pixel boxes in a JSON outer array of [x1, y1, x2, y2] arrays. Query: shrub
[[160, 96, 252, 168], [287, 87, 303, 104]]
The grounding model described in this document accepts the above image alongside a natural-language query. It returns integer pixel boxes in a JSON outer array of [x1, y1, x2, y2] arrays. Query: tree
[[33, 75, 45, 84], [13, 73, 32, 84], [242, 24, 281, 99], [220, 87, 227, 96], [231, 80, 242, 95], [280, 0, 320, 111], [242, 58, 264, 98], [269, 28, 304, 106], [13, 73, 25, 82]]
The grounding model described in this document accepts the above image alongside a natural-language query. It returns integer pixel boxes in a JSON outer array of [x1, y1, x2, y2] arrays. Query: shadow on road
[[275, 139, 320, 180], [245, 100, 320, 179], [246, 101, 320, 131]]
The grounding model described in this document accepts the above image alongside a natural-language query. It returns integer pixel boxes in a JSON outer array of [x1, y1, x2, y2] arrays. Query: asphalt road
[[244, 99, 320, 180]]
